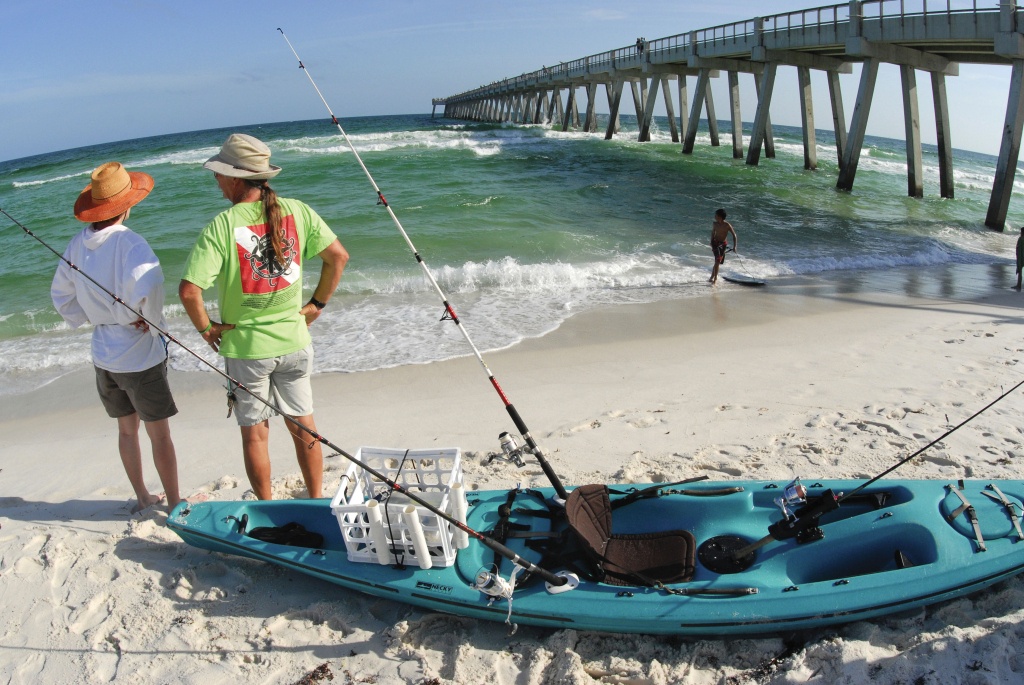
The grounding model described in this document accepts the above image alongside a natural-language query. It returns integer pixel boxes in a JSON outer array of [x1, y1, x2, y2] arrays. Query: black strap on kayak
[[377, 451, 411, 569], [487, 489, 537, 573], [982, 483, 1024, 541], [946, 483, 986, 552]]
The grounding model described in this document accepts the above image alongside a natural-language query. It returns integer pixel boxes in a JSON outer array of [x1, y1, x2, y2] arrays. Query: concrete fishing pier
[[434, 0, 1024, 231]]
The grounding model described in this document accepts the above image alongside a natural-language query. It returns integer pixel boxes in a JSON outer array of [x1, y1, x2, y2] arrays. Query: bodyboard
[[722, 273, 766, 287]]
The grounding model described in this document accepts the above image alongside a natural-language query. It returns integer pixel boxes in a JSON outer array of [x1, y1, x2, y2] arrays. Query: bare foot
[[186, 492, 211, 504], [130, 493, 164, 514]]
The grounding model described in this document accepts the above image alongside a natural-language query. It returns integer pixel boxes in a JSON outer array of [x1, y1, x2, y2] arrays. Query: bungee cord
[[1, 206, 569, 588], [277, 28, 569, 503]]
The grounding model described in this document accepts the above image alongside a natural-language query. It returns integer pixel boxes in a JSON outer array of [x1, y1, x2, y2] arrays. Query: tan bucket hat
[[73, 162, 154, 223], [203, 133, 281, 180]]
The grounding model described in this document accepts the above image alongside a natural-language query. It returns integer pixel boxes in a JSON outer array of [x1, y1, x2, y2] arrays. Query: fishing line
[[1, 206, 568, 587], [841, 375, 1024, 502], [277, 28, 569, 503]]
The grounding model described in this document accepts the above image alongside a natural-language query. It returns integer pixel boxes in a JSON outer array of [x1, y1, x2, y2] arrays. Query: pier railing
[[441, 0, 1014, 101]]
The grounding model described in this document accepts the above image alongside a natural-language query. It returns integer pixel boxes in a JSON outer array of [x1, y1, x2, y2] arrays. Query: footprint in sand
[[8, 533, 52, 579], [276, 604, 354, 636], [189, 475, 241, 500], [85, 564, 120, 584], [693, 461, 743, 477], [69, 590, 112, 635], [922, 454, 959, 467], [629, 415, 662, 429], [11, 555, 45, 577], [851, 420, 902, 436], [168, 560, 251, 602], [570, 419, 602, 432]]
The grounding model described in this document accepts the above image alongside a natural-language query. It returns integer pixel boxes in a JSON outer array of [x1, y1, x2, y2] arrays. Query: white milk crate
[[330, 447, 463, 567]]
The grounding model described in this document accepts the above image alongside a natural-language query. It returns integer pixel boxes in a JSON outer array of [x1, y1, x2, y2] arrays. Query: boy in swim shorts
[[709, 208, 737, 285]]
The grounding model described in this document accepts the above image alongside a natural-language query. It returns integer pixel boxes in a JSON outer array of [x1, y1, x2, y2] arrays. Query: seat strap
[[946, 485, 986, 552], [982, 484, 1024, 541]]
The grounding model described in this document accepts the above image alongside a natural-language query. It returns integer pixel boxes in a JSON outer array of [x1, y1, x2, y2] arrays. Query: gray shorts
[[95, 361, 178, 422], [224, 345, 315, 427]]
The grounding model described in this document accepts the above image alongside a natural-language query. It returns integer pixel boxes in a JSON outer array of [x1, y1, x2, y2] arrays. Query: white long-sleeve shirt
[[51, 224, 168, 373]]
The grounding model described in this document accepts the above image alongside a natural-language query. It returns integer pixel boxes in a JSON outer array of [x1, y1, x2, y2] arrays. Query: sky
[[0, 0, 1015, 162]]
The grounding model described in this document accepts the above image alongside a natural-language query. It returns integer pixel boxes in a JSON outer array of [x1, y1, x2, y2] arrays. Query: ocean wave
[[132, 148, 217, 168], [0, 239, 1003, 384], [9, 147, 216, 186], [11, 169, 90, 188], [273, 127, 555, 158]]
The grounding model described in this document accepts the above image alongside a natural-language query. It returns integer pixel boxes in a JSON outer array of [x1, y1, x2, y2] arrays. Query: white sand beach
[[4, 263, 1024, 684]]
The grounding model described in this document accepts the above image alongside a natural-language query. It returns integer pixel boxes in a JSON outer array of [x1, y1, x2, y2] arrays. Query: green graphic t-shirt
[[182, 198, 337, 359]]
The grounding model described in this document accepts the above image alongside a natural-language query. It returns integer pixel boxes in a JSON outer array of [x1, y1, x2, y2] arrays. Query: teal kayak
[[167, 476, 1024, 636]]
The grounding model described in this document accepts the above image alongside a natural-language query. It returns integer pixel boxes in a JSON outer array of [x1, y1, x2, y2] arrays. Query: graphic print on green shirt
[[182, 198, 338, 359]]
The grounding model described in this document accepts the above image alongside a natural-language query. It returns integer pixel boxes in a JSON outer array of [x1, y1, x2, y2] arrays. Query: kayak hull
[[168, 478, 1024, 636]]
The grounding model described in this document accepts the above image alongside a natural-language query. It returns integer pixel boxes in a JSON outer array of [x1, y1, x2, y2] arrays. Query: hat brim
[[203, 156, 281, 180], [73, 171, 154, 223]]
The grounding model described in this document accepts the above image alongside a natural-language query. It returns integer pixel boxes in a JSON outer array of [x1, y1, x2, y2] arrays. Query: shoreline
[[3, 262, 1024, 683], [3, 261, 1022, 501]]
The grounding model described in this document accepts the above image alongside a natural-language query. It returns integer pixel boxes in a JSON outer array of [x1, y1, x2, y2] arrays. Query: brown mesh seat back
[[565, 484, 697, 587], [565, 483, 614, 557]]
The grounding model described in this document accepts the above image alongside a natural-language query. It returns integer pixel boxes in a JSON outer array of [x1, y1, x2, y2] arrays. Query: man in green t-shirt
[[179, 133, 349, 500]]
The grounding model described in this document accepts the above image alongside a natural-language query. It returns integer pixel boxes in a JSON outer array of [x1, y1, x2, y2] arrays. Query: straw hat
[[74, 162, 154, 223], [203, 133, 281, 180]]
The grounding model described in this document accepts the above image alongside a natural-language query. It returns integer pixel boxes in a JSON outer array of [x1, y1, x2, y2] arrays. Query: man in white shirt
[[51, 162, 181, 513]]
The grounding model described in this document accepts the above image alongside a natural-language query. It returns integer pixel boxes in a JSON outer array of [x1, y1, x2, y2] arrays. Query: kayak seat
[[565, 484, 696, 587]]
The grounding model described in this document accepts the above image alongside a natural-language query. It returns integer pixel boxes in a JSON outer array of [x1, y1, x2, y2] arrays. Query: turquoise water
[[0, 113, 1019, 396]]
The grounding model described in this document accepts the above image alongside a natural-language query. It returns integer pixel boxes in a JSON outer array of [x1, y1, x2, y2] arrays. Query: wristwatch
[[308, 296, 327, 310]]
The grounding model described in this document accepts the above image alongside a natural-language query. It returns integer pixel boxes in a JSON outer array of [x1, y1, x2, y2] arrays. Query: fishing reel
[[489, 431, 530, 468], [473, 565, 523, 635], [768, 478, 839, 544], [473, 567, 515, 599], [773, 478, 808, 521]]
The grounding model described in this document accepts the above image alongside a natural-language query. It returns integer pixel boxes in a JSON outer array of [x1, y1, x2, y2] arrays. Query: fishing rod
[[1, 206, 569, 588], [277, 28, 569, 503]]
